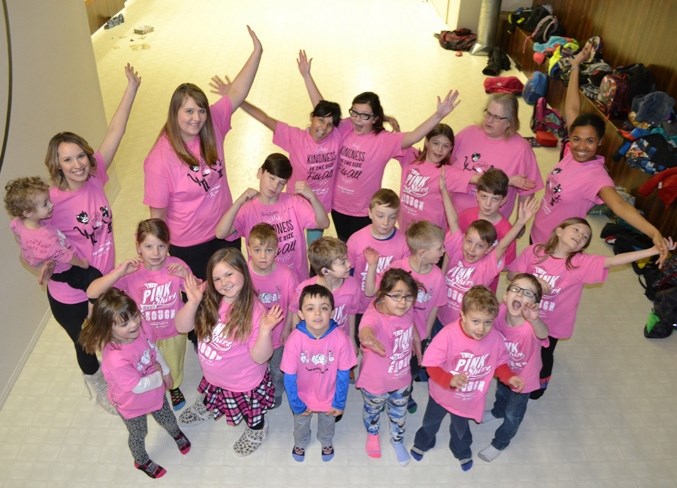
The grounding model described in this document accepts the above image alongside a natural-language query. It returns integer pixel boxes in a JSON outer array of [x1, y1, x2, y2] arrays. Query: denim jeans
[[413, 395, 472, 461], [490, 381, 530, 450], [361, 385, 411, 442]]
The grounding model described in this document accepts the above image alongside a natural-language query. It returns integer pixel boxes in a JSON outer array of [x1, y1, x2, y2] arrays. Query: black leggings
[[539, 336, 559, 381], [47, 292, 99, 375], [331, 210, 371, 243], [170, 237, 240, 281]]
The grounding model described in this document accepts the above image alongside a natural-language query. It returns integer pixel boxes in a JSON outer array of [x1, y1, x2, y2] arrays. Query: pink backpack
[[530, 97, 566, 138]]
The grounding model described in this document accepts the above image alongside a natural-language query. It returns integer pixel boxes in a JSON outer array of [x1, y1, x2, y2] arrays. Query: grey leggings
[[120, 396, 180, 464]]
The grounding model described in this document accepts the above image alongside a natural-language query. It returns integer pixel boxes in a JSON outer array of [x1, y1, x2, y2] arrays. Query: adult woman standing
[[450, 94, 542, 220], [38, 64, 141, 413], [530, 44, 668, 262], [144, 26, 263, 280]]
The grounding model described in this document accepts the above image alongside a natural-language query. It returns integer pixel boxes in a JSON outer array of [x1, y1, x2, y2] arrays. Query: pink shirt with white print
[[115, 256, 188, 340], [249, 262, 297, 348], [47, 152, 114, 304], [289, 275, 360, 336], [10, 218, 75, 273], [439, 229, 504, 325], [458, 207, 516, 266], [397, 147, 474, 232], [347, 225, 410, 313], [356, 302, 415, 395], [494, 304, 549, 393], [198, 299, 269, 392], [386, 258, 446, 340], [531, 149, 613, 244], [230, 193, 318, 282], [423, 320, 510, 422], [280, 325, 357, 412], [102, 320, 165, 419], [144, 95, 234, 247], [508, 245, 608, 339], [333, 119, 406, 216], [450, 125, 543, 218], [273, 121, 342, 212]]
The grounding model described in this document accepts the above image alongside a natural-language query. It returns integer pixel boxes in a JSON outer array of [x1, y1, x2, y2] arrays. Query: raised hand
[[124, 63, 141, 89], [209, 74, 232, 97], [436, 89, 461, 118], [183, 273, 205, 304], [261, 305, 285, 331], [297, 49, 312, 77], [247, 25, 262, 53]]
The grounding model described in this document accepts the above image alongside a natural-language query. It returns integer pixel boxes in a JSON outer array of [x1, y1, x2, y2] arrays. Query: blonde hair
[[4, 176, 49, 217], [369, 188, 400, 210], [535, 217, 592, 270], [483, 94, 520, 137], [308, 237, 347, 275], [405, 220, 444, 253], [461, 285, 499, 317], [248, 223, 278, 249]]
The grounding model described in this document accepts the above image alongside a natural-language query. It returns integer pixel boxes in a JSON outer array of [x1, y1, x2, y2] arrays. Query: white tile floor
[[1, 0, 676, 486]]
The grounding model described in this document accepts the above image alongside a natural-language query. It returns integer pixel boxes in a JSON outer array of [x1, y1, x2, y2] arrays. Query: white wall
[[431, 0, 533, 30], [0, 0, 113, 405]]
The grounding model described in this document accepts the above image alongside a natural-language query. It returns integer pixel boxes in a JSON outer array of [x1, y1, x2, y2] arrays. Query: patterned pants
[[360, 385, 411, 442], [120, 397, 180, 464]]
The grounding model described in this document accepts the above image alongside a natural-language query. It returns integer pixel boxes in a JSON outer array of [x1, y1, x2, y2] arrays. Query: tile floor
[[1, 0, 676, 486]]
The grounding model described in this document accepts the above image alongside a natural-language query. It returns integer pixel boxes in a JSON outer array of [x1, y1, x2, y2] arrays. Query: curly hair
[[4, 176, 49, 217]]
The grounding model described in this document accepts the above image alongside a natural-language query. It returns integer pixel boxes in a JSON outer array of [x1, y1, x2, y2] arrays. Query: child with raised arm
[[410, 286, 523, 471], [479, 273, 549, 462], [508, 217, 675, 399], [281, 284, 357, 463], [245, 223, 298, 408], [79, 288, 191, 479], [6, 176, 101, 292], [290, 236, 361, 352], [175, 249, 284, 457], [215, 153, 329, 282], [87, 219, 195, 411], [438, 170, 539, 326]]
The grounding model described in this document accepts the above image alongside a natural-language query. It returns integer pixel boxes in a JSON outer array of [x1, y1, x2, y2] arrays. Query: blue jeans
[[361, 385, 411, 442], [413, 395, 472, 461], [490, 381, 530, 450]]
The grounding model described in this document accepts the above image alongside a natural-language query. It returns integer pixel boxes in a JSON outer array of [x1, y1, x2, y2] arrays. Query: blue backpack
[[523, 71, 547, 105]]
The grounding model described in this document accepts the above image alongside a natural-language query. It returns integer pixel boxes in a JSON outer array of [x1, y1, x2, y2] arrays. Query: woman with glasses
[[297, 50, 460, 242], [449, 93, 543, 221]]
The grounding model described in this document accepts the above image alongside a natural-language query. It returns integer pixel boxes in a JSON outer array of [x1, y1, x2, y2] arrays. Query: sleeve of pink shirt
[[272, 121, 297, 150], [578, 254, 609, 284], [292, 195, 320, 229], [444, 165, 475, 193]]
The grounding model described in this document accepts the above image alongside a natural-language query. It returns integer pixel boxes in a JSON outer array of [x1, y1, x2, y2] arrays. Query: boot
[[233, 419, 268, 457], [84, 369, 117, 415]]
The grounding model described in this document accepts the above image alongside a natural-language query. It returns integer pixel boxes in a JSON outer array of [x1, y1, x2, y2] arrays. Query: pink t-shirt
[[230, 193, 317, 282], [46, 153, 114, 304], [458, 207, 516, 266], [144, 96, 234, 247], [356, 303, 415, 395], [249, 262, 297, 348], [397, 148, 474, 232], [290, 276, 360, 336], [280, 326, 357, 412], [333, 119, 406, 216], [346, 226, 410, 313], [508, 245, 608, 339], [10, 218, 75, 273], [387, 258, 446, 340], [439, 229, 504, 325], [450, 125, 543, 218], [423, 320, 510, 422], [102, 320, 165, 419], [531, 150, 614, 244], [494, 304, 549, 393], [115, 256, 188, 340], [197, 299, 269, 392], [273, 122, 342, 212]]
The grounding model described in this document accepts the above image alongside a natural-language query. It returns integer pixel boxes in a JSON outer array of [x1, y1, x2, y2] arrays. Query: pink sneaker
[[366, 433, 381, 458]]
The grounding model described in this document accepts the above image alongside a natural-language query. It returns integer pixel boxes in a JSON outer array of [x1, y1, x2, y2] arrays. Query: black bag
[[645, 287, 677, 338], [522, 5, 552, 32], [437, 29, 477, 51], [508, 7, 532, 33], [637, 255, 677, 301], [614, 64, 656, 102]]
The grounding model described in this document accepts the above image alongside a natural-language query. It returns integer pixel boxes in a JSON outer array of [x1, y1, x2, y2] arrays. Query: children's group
[[4, 30, 674, 479]]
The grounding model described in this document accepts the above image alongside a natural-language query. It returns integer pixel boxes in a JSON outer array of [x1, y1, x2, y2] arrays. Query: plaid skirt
[[198, 370, 275, 427]]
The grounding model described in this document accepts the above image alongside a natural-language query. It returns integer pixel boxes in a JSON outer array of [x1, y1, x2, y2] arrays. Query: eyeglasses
[[385, 293, 416, 303], [349, 108, 374, 120], [483, 109, 508, 122], [507, 285, 536, 299]]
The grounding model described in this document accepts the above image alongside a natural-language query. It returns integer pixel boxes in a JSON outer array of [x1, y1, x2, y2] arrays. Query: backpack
[[522, 4, 552, 32], [530, 97, 566, 138], [523, 71, 548, 105], [437, 28, 477, 51], [614, 63, 656, 102], [644, 287, 677, 338], [596, 73, 630, 117], [508, 7, 532, 33], [483, 76, 524, 95], [637, 255, 677, 301], [531, 15, 563, 44]]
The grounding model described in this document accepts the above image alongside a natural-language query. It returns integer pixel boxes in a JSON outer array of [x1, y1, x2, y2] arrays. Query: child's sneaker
[[173, 431, 191, 455], [291, 446, 305, 462], [170, 388, 186, 411], [406, 396, 418, 414], [365, 433, 381, 458], [321, 445, 335, 462], [134, 460, 166, 479], [178, 397, 211, 426], [233, 420, 268, 457]]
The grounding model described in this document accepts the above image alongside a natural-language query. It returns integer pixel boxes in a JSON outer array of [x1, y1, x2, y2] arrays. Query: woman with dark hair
[[297, 50, 460, 242], [143, 26, 263, 280], [530, 43, 668, 263]]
